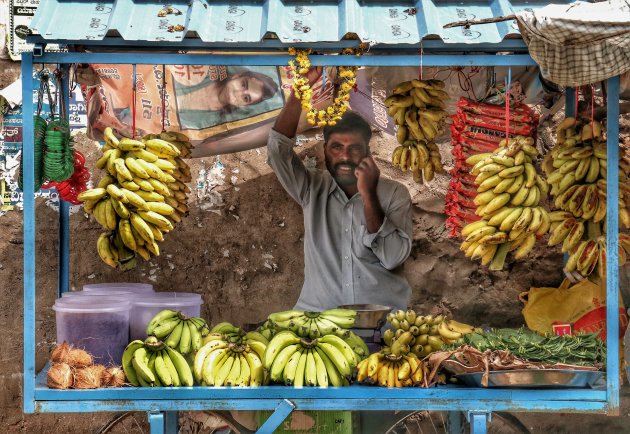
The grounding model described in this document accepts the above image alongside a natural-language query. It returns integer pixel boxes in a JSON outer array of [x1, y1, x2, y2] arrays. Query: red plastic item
[[44, 151, 91, 205]]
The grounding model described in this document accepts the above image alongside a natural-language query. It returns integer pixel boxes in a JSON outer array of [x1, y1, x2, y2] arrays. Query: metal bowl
[[338, 304, 392, 329]]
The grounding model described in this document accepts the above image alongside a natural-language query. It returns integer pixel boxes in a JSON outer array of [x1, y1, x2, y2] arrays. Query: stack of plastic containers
[[52, 283, 204, 363]]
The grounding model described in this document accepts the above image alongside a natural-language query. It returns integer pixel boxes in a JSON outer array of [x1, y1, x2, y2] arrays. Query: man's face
[[222, 75, 265, 108], [324, 131, 369, 186]]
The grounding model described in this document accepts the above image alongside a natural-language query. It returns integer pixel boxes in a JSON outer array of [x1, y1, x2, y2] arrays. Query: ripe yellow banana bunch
[[193, 339, 266, 386], [79, 128, 193, 268], [122, 336, 193, 387], [356, 352, 425, 387], [386, 79, 448, 183], [565, 235, 630, 280], [383, 310, 477, 358], [392, 140, 445, 183], [263, 330, 359, 387], [459, 136, 550, 269]]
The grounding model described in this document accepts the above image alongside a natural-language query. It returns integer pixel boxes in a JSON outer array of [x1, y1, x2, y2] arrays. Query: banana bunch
[[385, 79, 449, 184], [545, 117, 630, 229], [385, 79, 450, 143], [356, 352, 425, 387], [383, 310, 477, 358], [264, 330, 358, 387], [122, 336, 194, 387], [391, 140, 445, 183], [203, 323, 269, 361], [564, 235, 630, 280], [458, 135, 550, 269], [193, 337, 266, 386], [145, 309, 210, 355], [267, 308, 357, 338], [78, 127, 193, 268]]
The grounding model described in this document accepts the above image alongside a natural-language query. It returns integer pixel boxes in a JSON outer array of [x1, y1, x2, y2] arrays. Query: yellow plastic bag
[[520, 278, 628, 340]]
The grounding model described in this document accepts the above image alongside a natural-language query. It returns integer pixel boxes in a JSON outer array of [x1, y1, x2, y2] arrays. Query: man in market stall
[[267, 67, 413, 312]]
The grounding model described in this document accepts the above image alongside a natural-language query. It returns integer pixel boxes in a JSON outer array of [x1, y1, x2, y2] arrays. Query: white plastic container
[[53, 296, 131, 365], [61, 290, 136, 299], [130, 292, 203, 341], [83, 282, 154, 293]]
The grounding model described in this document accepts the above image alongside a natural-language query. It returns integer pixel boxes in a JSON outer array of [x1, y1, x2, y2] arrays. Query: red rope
[[161, 64, 166, 132], [575, 87, 579, 118], [418, 45, 423, 80], [505, 85, 510, 140], [590, 83, 595, 140], [132, 64, 137, 139]]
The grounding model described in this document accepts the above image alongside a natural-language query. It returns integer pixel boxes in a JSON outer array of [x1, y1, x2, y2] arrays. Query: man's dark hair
[[323, 111, 372, 147]]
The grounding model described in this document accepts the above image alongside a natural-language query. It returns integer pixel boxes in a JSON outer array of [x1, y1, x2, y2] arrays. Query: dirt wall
[[1, 57, 630, 433]]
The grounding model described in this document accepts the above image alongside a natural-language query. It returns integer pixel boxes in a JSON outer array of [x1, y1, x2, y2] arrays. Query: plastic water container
[[130, 292, 203, 341], [83, 282, 154, 293], [53, 296, 131, 365], [61, 290, 137, 299]]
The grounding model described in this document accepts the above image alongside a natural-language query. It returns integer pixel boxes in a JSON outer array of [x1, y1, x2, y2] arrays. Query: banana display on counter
[[193, 333, 267, 386], [78, 127, 193, 269], [385, 79, 449, 183], [145, 309, 210, 355], [544, 117, 630, 280], [383, 309, 478, 358], [263, 330, 358, 387], [122, 336, 194, 387], [459, 135, 550, 270], [356, 352, 425, 387], [266, 308, 369, 359]]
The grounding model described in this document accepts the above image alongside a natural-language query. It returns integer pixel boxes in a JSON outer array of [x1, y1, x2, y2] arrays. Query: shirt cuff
[[268, 129, 296, 148], [361, 216, 398, 249]]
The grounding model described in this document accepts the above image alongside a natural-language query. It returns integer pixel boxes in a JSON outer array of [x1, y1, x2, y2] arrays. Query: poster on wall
[[83, 64, 339, 157]]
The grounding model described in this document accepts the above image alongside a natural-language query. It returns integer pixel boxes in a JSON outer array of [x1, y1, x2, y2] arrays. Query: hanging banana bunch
[[458, 136, 551, 270], [544, 116, 630, 281], [78, 128, 193, 269], [386, 79, 449, 183]]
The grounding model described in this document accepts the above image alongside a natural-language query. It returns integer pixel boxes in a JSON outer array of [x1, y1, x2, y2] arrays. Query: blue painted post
[[447, 411, 463, 434], [256, 399, 295, 434], [605, 75, 621, 415], [58, 64, 71, 295], [468, 412, 489, 434], [22, 52, 36, 414], [164, 411, 178, 434], [565, 87, 576, 118], [148, 411, 165, 434]]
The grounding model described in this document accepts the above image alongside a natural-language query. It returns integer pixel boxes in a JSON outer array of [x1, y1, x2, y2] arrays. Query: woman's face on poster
[[221, 75, 265, 108]]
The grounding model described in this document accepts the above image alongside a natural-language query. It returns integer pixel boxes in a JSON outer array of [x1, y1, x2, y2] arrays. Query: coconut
[[66, 348, 93, 368], [47, 363, 74, 389], [73, 365, 104, 389], [102, 366, 126, 387], [51, 342, 71, 363]]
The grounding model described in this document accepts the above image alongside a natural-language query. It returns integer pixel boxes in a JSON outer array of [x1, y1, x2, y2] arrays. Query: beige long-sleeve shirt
[[267, 129, 413, 312]]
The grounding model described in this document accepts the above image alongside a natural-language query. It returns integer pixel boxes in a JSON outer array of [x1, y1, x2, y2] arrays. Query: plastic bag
[[520, 278, 628, 340]]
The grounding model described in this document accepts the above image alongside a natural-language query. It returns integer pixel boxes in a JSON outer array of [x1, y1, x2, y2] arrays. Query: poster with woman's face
[[82, 64, 337, 156]]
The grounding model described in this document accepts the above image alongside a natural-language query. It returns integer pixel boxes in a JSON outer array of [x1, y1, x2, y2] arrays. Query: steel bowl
[[338, 304, 392, 329]]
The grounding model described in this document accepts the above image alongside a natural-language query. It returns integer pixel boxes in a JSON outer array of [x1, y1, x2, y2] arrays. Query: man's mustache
[[334, 162, 357, 173]]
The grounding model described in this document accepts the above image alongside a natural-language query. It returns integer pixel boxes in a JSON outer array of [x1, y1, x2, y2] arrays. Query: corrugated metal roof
[[31, 0, 568, 47]]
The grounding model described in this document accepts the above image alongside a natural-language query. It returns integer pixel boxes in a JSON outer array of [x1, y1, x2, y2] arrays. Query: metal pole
[[148, 411, 165, 434], [22, 52, 36, 414], [164, 411, 178, 434], [58, 64, 71, 295], [605, 75, 621, 415], [256, 399, 295, 433]]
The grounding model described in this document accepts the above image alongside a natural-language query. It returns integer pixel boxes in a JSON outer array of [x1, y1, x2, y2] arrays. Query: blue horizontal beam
[[31, 52, 535, 67], [33, 398, 608, 414]]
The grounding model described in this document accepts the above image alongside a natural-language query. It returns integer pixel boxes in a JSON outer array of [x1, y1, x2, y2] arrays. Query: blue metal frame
[[21, 45, 622, 434]]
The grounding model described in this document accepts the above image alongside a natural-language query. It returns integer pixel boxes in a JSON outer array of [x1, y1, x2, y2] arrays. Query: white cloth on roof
[[516, 0, 630, 87]]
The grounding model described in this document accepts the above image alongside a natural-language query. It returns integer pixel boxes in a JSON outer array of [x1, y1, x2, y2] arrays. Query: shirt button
[[345, 283, 350, 287], [344, 255, 348, 260], [345, 228, 349, 232]]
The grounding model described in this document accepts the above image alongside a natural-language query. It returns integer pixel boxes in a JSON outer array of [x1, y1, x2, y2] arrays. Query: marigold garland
[[288, 44, 368, 127]]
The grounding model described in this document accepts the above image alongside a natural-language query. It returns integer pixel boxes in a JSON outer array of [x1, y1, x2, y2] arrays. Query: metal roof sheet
[[31, 0, 568, 47]]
